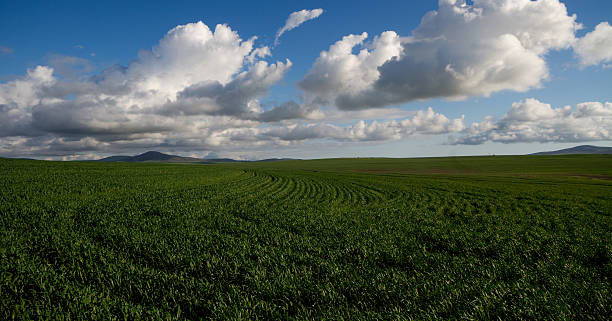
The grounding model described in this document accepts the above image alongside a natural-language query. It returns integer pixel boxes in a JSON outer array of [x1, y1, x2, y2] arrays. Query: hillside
[[96, 151, 296, 163], [97, 151, 206, 163], [531, 145, 612, 155]]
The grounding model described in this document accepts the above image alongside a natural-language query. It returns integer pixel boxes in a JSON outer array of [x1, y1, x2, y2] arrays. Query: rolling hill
[[531, 145, 612, 155], [95, 151, 295, 163], [97, 151, 206, 163]]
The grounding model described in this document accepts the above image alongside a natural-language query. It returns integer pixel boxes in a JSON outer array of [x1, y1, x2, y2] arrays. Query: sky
[[0, 0, 611, 160]]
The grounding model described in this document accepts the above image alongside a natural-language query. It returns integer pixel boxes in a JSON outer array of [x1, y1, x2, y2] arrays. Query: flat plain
[[0, 155, 610, 320]]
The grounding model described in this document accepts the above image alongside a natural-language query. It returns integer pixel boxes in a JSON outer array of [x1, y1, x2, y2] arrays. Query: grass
[[0, 155, 610, 320]]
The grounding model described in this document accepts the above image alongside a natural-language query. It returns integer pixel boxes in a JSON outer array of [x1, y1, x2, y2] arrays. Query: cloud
[[167, 59, 292, 117], [275, 9, 323, 45], [257, 101, 324, 122], [451, 98, 612, 144], [0, 19, 466, 159], [128, 22, 259, 96], [300, 0, 580, 110], [0, 66, 56, 137], [3, 3, 597, 159], [260, 107, 464, 142], [0, 22, 287, 153], [574, 22, 612, 66], [299, 31, 403, 107], [48, 55, 94, 79], [0, 46, 13, 54], [0, 22, 291, 136]]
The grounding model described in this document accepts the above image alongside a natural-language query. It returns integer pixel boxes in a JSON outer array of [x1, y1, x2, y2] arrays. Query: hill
[[97, 151, 205, 163], [531, 145, 612, 155], [96, 151, 298, 163]]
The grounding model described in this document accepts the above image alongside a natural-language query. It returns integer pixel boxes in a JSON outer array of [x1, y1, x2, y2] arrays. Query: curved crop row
[[219, 169, 389, 206]]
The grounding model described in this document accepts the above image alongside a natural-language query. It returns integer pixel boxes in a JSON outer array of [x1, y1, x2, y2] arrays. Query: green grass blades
[[0, 156, 610, 320]]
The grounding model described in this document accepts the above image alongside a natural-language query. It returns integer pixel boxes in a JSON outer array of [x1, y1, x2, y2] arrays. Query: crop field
[[0, 155, 610, 320]]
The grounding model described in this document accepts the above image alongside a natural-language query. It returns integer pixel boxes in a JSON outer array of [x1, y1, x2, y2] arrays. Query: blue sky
[[0, 0, 611, 159]]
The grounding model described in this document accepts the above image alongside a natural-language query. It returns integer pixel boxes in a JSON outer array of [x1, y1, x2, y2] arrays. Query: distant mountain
[[96, 151, 298, 163], [531, 145, 612, 155], [97, 151, 206, 163]]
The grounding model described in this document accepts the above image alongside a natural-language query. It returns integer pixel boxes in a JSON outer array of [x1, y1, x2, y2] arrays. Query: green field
[[1, 155, 610, 320]]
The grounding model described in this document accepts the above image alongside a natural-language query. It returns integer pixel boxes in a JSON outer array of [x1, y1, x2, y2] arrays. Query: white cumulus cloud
[[0, 22, 295, 136], [451, 98, 612, 144], [0, 21, 297, 156], [0, 19, 467, 159], [574, 22, 612, 66], [300, 0, 581, 110], [299, 31, 403, 106], [1, 2, 604, 159], [259, 107, 465, 142]]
